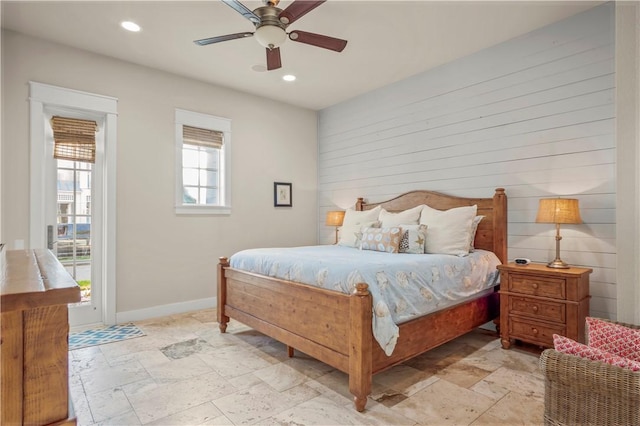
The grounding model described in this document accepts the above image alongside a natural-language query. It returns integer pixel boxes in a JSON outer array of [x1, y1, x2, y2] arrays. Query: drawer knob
[[532, 305, 539, 312], [532, 328, 538, 335], [532, 283, 539, 289]]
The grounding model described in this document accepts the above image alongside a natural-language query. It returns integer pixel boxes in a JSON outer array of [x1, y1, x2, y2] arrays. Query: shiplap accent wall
[[318, 4, 615, 319]]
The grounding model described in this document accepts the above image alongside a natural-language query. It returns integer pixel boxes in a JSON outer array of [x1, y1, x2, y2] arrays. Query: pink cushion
[[553, 334, 640, 371], [586, 317, 640, 362]]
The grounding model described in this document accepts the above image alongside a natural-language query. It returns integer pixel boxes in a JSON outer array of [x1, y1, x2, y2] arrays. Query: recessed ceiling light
[[121, 21, 141, 32], [282, 74, 296, 82]]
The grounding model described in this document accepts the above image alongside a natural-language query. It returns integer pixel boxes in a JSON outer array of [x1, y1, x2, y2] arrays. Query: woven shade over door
[[51, 116, 98, 163]]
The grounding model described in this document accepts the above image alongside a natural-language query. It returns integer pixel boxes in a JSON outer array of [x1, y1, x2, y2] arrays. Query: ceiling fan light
[[254, 25, 287, 49]]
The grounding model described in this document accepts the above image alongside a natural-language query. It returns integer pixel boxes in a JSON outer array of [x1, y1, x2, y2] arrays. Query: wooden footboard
[[217, 257, 373, 410]]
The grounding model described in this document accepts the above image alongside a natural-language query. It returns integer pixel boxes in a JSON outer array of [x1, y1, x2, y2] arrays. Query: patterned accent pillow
[[553, 334, 640, 371], [586, 317, 640, 362], [360, 227, 403, 253], [399, 224, 427, 254]]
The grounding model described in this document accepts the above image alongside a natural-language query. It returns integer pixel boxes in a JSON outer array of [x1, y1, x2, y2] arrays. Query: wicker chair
[[539, 320, 640, 426]]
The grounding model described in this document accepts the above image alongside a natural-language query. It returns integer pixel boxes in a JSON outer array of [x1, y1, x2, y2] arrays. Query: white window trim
[[175, 108, 231, 215]]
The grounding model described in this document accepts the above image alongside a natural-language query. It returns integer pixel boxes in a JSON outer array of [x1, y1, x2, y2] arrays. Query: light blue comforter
[[230, 245, 500, 355]]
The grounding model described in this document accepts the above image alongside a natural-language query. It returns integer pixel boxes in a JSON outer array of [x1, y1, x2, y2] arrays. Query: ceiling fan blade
[[288, 30, 347, 52], [266, 47, 282, 70], [194, 32, 253, 46], [221, 0, 261, 24], [278, 0, 325, 25]]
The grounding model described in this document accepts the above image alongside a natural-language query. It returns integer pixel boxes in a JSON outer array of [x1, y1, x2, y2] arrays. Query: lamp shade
[[535, 198, 582, 224], [325, 211, 345, 227]]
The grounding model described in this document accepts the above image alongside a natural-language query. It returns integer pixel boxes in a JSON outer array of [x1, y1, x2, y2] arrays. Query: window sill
[[175, 205, 231, 215]]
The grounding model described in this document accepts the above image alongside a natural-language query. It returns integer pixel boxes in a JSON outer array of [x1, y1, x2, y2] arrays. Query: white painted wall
[[1, 30, 318, 317], [318, 4, 617, 319]]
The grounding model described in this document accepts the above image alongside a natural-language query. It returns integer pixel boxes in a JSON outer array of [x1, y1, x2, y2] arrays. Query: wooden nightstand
[[498, 262, 592, 349]]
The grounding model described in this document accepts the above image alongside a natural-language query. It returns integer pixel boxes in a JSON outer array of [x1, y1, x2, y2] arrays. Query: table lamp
[[535, 198, 582, 268], [325, 211, 345, 244]]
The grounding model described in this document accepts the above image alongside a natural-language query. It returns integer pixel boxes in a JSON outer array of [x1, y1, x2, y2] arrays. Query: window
[[175, 109, 231, 214]]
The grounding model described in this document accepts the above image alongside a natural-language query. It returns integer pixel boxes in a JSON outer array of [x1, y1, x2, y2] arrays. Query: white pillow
[[419, 204, 477, 256], [338, 221, 380, 248], [342, 205, 382, 227], [379, 205, 423, 228], [469, 215, 485, 251]]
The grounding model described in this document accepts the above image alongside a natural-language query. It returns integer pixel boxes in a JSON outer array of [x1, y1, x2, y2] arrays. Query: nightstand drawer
[[508, 274, 566, 299], [509, 318, 565, 347], [509, 296, 565, 323]]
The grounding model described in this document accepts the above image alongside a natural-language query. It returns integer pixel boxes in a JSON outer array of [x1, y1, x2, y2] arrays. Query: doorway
[[29, 82, 117, 327], [49, 126, 102, 326]]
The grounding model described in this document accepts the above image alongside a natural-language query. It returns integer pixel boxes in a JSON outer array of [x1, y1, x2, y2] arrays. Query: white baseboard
[[116, 297, 216, 324]]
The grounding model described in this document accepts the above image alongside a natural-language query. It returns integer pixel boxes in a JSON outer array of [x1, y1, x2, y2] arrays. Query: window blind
[[50, 116, 98, 163], [183, 125, 223, 149]]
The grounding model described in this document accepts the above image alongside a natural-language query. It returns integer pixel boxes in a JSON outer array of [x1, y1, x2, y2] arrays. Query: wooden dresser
[[1, 249, 81, 425], [498, 262, 592, 349]]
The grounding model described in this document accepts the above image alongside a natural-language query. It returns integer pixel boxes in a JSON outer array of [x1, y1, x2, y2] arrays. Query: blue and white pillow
[[360, 227, 403, 253]]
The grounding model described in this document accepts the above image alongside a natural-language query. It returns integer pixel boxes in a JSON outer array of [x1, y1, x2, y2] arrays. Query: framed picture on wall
[[274, 182, 292, 207]]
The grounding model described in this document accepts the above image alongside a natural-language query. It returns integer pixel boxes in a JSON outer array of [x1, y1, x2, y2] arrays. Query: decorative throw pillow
[[399, 224, 428, 254], [360, 227, 403, 253], [342, 205, 382, 227], [379, 205, 423, 228], [419, 204, 477, 256], [469, 215, 485, 251], [337, 221, 380, 248], [553, 334, 640, 371], [586, 317, 640, 362]]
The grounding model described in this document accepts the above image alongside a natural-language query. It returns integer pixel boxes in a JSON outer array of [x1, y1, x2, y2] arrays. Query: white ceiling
[[1, 1, 600, 110]]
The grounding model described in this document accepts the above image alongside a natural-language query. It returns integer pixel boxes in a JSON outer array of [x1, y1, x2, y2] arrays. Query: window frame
[[175, 108, 231, 215]]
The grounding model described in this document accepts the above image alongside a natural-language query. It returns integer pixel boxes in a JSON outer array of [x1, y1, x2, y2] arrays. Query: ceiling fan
[[194, 0, 347, 71]]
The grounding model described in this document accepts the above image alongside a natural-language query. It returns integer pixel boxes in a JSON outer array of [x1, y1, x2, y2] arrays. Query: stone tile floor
[[69, 309, 545, 425]]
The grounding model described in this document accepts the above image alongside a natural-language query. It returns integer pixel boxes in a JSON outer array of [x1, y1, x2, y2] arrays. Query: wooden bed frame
[[217, 188, 507, 411]]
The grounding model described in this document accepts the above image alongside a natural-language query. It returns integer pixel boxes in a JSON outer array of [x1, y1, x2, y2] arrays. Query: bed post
[[356, 197, 365, 211], [218, 257, 230, 333], [349, 283, 372, 412], [493, 188, 508, 264]]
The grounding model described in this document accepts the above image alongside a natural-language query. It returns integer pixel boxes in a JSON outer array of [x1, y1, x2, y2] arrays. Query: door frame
[[29, 81, 117, 326]]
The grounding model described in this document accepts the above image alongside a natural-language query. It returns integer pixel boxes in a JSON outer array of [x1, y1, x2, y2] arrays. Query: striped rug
[[69, 323, 145, 351]]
